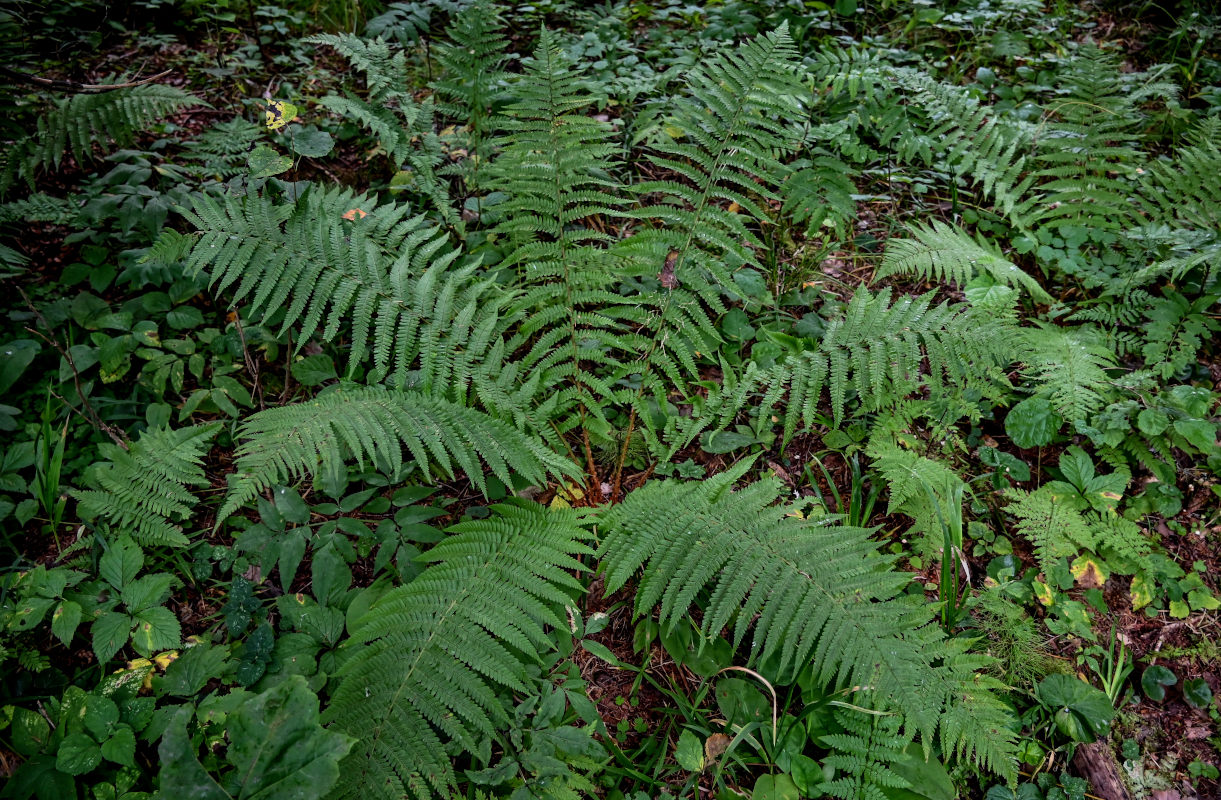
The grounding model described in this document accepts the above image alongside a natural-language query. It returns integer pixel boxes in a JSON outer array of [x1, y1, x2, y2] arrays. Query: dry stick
[[231, 312, 263, 410], [0, 66, 174, 93], [16, 286, 127, 449]]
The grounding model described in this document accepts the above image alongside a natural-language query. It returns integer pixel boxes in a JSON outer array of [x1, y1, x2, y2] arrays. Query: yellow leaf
[[1032, 580, 1054, 607], [1070, 556, 1108, 588], [1130, 573, 1153, 610], [265, 100, 299, 130]]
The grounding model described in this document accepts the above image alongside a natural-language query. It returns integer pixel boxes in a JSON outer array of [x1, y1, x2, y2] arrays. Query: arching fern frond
[[325, 500, 594, 800], [219, 386, 577, 520], [73, 423, 220, 547], [772, 288, 1016, 434], [665, 289, 1017, 450], [311, 33, 458, 224], [626, 24, 804, 297], [179, 186, 505, 392], [2, 85, 203, 194], [877, 221, 1050, 302], [598, 473, 1018, 779]]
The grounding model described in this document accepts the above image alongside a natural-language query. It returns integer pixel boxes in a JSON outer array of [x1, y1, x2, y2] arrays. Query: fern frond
[[1021, 324, 1117, 421], [602, 475, 938, 729], [877, 221, 1050, 302], [1003, 488, 1099, 572], [180, 116, 262, 179], [1014, 47, 1176, 237], [626, 24, 804, 296], [775, 288, 1016, 433], [311, 34, 458, 224], [180, 186, 502, 391], [219, 386, 577, 520], [325, 500, 594, 800], [72, 424, 220, 547], [3, 85, 203, 193], [819, 710, 912, 800]]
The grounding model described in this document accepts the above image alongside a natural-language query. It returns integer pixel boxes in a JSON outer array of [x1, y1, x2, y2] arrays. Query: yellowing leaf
[[1130, 573, 1153, 610], [1032, 580, 1054, 607], [265, 100, 299, 130], [1070, 556, 1109, 589]]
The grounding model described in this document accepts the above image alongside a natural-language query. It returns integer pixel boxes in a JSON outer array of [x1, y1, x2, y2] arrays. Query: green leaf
[[93, 611, 133, 665], [100, 724, 136, 767], [0, 339, 40, 396], [700, 430, 759, 454], [716, 678, 770, 727], [1038, 674, 1114, 742], [889, 744, 955, 800], [248, 144, 293, 178], [129, 607, 181, 657], [121, 574, 174, 613], [273, 485, 311, 525], [100, 537, 143, 590], [56, 732, 102, 776], [752, 773, 801, 800], [674, 729, 704, 772], [1136, 408, 1169, 436], [158, 643, 231, 697], [1005, 397, 1062, 449], [1174, 419, 1217, 451], [1183, 678, 1213, 709], [11, 707, 51, 756], [1140, 666, 1176, 702], [223, 675, 355, 798], [291, 129, 334, 158], [83, 694, 120, 740], [51, 600, 83, 647], [788, 753, 825, 796], [157, 708, 227, 800], [290, 354, 336, 387]]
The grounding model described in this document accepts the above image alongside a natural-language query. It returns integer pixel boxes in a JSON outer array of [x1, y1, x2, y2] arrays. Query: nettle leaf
[[93, 611, 133, 665], [56, 733, 102, 776], [157, 676, 353, 800], [130, 607, 181, 658]]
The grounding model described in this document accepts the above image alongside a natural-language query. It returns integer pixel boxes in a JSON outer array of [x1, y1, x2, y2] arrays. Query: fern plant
[[818, 710, 913, 800], [218, 385, 577, 520], [1020, 324, 1118, 423], [179, 186, 507, 394], [324, 500, 594, 800], [669, 288, 1018, 451], [876, 221, 1050, 302], [597, 468, 1018, 780], [310, 34, 458, 226], [72, 423, 220, 547], [2, 84, 203, 194]]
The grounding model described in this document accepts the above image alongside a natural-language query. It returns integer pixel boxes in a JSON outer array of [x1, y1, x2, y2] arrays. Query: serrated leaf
[[93, 611, 133, 665], [674, 729, 704, 772], [100, 538, 143, 590], [130, 607, 180, 658], [248, 145, 293, 178], [100, 724, 136, 766], [1005, 397, 1062, 449], [56, 732, 102, 775], [291, 129, 334, 157], [51, 600, 83, 647]]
